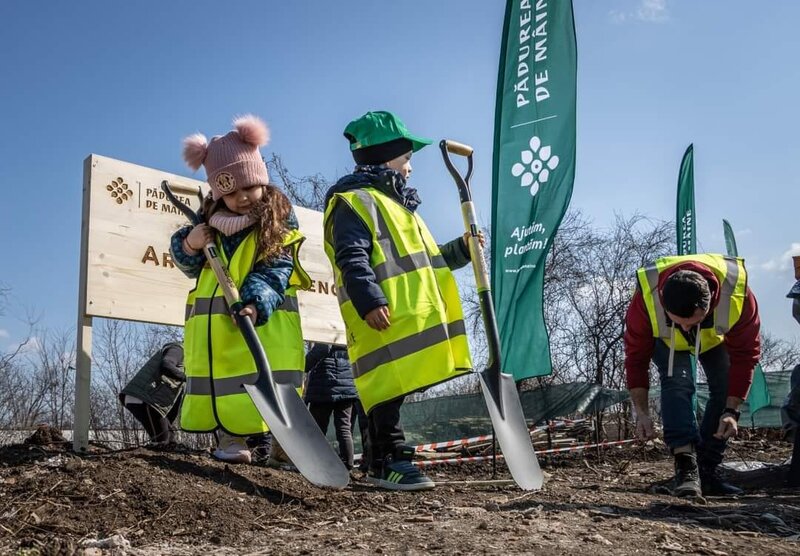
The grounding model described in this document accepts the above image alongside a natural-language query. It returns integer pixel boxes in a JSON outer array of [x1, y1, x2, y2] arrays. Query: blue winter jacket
[[169, 211, 299, 326], [304, 343, 359, 403], [324, 165, 471, 319]]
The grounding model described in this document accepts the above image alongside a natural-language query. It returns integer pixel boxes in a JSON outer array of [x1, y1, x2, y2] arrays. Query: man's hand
[[365, 306, 391, 331], [714, 414, 739, 440], [635, 412, 657, 442]]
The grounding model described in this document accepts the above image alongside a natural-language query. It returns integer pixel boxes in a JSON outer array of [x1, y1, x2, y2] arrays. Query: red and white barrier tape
[[414, 433, 494, 452], [413, 439, 636, 467], [413, 419, 589, 453]]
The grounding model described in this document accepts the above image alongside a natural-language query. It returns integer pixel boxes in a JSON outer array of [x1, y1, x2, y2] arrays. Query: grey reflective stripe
[[374, 251, 441, 282], [186, 295, 299, 320], [644, 266, 670, 339], [713, 258, 740, 334], [276, 295, 299, 312], [334, 190, 445, 307], [351, 320, 467, 379], [186, 370, 303, 396], [188, 297, 230, 317], [337, 284, 350, 304], [667, 325, 675, 377]]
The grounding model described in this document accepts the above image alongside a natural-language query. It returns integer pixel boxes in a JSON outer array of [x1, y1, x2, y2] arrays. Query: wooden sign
[[80, 154, 344, 344]]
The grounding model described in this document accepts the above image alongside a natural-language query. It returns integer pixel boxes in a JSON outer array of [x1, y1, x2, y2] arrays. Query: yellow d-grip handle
[[444, 140, 474, 157]]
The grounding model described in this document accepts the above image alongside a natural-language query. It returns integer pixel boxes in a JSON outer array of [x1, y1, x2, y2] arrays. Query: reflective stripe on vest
[[351, 320, 467, 379], [323, 187, 472, 413], [181, 228, 309, 435], [637, 254, 747, 354], [186, 294, 299, 321], [186, 370, 304, 396]]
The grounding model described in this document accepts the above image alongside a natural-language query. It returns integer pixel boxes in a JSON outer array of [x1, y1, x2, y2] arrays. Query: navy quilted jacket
[[304, 343, 358, 403]]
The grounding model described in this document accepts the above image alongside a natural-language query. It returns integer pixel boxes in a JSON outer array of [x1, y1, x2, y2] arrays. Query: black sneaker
[[366, 446, 434, 491], [673, 452, 702, 498], [700, 467, 743, 497]]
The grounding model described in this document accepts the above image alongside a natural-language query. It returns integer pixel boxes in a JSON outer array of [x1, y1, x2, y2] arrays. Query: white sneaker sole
[[213, 449, 252, 464]]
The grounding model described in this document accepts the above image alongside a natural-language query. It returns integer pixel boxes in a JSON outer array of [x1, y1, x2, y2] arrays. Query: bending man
[[625, 254, 760, 497]]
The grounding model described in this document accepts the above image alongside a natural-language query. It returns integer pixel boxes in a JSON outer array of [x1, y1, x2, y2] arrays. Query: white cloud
[[760, 242, 800, 273], [0, 329, 8, 339], [637, 0, 669, 22], [610, 0, 669, 24]]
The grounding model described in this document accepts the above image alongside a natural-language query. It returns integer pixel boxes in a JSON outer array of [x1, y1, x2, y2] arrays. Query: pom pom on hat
[[182, 115, 271, 200], [183, 133, 209, 171], [234, 114, 270, 147]]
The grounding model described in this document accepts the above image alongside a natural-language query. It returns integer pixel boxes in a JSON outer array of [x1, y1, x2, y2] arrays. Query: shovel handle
[[439, 141, 504, 391], [161, 181, 201, 225], [439, 140, 474, 203], [442, 140, 474, 157], [161, 181, 241, 310]]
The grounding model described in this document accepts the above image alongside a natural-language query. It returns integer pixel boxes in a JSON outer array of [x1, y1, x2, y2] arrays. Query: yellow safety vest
[[323, 187, 472, 413], [181, 229, 310, 436], [637, 254, 747, 354]]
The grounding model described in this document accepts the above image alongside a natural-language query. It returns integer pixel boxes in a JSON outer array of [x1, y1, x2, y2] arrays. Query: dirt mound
[[1, 437, 798, 555], [24, 424, 67, 446]]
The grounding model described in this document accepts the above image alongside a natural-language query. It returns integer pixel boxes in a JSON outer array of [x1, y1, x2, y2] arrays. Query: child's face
[[221, 185, 264, 215], [384, 151, 413, 180]]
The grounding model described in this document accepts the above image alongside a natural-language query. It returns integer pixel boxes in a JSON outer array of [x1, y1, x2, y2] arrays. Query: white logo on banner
[[511, 136, 560, 196]]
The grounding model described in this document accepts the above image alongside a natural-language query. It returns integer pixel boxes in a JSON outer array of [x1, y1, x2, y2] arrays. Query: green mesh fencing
[[328, 381, 629, 450], [696, 369, 794, 428]]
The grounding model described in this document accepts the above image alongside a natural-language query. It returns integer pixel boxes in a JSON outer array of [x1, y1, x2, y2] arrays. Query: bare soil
[[1, 429, 798, 555]]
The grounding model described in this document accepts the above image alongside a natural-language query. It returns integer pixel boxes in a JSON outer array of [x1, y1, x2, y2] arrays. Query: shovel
[[439, 142, 544, 490], [161, 181, 349, 489]]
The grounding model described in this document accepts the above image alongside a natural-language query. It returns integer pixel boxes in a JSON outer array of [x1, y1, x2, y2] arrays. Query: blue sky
[[1, 0, 798, 349]]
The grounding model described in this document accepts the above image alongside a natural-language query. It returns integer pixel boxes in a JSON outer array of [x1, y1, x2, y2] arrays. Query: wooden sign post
[[74, 154, 344, 452]]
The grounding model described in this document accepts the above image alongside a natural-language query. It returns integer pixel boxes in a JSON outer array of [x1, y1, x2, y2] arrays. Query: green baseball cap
[[343, 111, 432, 153]]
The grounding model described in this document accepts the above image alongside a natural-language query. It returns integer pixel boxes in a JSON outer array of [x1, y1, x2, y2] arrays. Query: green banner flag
[[722, 219, 738, 259], [490, 0, 577, 381], [675, 144, 700, 400], [722, 219, 771, 416], [676, 144, 696, 256]]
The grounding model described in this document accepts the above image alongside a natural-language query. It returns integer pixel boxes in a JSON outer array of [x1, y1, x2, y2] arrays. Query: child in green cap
[[322, 110, 479, 491]]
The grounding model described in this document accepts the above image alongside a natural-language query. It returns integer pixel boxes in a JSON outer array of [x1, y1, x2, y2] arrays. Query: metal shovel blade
[[479, 370, 544, 490], [244, 378, 350, 489]]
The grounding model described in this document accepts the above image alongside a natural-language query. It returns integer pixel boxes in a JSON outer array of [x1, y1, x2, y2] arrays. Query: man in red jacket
[[625, 255, 760, 497]]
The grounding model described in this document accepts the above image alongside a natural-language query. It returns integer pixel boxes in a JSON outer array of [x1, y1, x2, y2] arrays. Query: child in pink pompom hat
[[170, 115, 311, 465]]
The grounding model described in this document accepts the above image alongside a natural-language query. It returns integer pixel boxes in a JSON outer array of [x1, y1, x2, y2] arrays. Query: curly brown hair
[[202, 184, 293, 262]]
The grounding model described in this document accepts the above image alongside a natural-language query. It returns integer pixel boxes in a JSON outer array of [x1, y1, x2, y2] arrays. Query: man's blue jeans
[[653, 340, 730, 468]]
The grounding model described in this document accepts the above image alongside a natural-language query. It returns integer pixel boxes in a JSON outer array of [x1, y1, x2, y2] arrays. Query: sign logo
[[510, 136, 560, 196], [215, 172, 236, 194], [106, 177, 133, 204]]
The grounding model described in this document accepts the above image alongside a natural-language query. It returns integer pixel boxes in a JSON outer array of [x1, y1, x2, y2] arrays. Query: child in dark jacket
[[322, 111, 480, 490], [120, 342, 185, 447], [304, 343, 360, 469]]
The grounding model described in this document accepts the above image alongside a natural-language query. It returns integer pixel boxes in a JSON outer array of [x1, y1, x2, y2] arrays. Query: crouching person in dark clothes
[[625, 254, 761, 498], [304, 343, 360, 469], [120, 342, 186, 447]]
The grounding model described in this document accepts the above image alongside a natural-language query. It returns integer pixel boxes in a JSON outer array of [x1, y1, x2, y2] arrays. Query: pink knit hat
[[183, 115, 271, 200]]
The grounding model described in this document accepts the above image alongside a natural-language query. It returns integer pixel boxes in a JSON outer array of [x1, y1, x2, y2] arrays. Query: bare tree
[[92, 319, 181, 443], [545, 212, 672, 390], [267, 154, 330, 211], [759, 331, 800, 372], [27, 327, 76, 429]]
